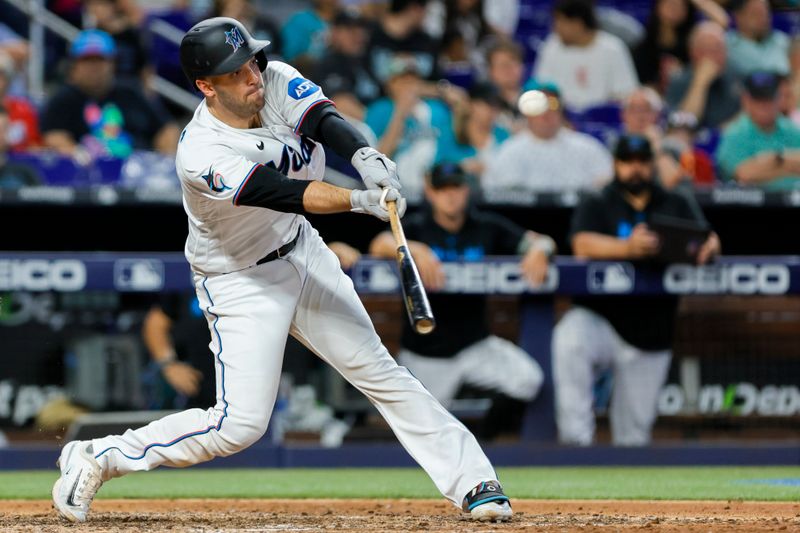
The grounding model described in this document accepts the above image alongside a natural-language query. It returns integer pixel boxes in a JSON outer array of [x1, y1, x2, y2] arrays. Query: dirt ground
[[2, 499, 798, 532]]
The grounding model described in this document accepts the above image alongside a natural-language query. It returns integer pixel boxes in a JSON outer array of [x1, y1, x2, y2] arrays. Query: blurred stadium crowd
[[1, 0, 800, 448], [0, 0, 798, 195]]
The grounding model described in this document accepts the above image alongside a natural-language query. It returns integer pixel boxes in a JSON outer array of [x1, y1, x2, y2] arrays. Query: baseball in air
[[518, 90, 549, 117]]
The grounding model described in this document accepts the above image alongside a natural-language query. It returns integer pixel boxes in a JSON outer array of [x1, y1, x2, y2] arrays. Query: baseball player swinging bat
[[385, 195, 436, 335]]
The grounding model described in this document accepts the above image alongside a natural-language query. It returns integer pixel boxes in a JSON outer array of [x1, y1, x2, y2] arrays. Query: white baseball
[[518, 90, 549, 117]]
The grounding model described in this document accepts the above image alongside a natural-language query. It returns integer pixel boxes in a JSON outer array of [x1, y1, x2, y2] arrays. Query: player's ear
[[195, 78, 215, 98]]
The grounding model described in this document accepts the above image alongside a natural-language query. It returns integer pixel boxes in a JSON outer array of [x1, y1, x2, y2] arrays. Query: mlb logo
[[587, 263, 635, 294], [114, 259, 165, 291], [353, 262, 399, 293]]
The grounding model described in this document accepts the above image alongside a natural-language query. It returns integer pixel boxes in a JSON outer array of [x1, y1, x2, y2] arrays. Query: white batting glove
[[350, 188, 406, 221], [351, 147, 401, 191]]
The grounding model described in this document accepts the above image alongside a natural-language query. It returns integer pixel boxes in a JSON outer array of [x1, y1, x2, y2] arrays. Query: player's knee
[[216, 418, 268, 455]]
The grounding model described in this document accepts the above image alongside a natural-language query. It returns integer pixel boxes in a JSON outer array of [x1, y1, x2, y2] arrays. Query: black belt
[[255, 233, 299, 266]]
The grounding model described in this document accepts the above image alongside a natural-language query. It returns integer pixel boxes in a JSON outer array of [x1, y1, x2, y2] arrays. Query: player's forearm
[[301, 181, 353, 214], [572, 232, 631, 260]]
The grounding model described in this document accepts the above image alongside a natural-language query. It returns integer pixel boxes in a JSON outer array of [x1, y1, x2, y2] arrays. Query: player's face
[[207, 58, 265, 118]]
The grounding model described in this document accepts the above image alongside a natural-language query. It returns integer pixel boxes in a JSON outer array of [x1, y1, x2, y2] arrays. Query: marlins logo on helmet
[[224, 26, 245, 51]]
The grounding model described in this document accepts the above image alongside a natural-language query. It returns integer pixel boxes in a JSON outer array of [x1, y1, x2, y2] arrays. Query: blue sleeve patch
[[288, 77, 320, 100]]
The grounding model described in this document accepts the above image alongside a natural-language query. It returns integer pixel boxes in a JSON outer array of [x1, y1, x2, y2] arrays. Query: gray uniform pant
[[552, 306, 671, 446]]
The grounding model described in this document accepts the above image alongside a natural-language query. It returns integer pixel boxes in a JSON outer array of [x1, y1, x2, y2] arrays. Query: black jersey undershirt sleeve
[[298, 102, 368, 160], [233, 164, 312, 214]]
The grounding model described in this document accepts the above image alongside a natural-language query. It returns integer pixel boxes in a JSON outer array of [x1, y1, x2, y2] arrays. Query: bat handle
[[386, 200, 407, 248]]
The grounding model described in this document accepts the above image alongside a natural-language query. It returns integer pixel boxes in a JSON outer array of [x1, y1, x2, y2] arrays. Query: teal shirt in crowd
[[281, 10, 328, 61], [716, 114, 800, 191], [364, 98, 453, 157], [726, 30, 790, 79], [436, 126, 510, 164]]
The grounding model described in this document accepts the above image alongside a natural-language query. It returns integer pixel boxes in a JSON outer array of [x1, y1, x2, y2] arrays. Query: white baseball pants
[[397, 335, 544, 407], [552, 306, 671, 447], [92, 220, 497, 505]]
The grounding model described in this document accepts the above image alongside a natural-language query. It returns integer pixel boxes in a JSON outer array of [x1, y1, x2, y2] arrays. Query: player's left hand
[[351, 147, 401, 191], [350, 188, 406, 221]]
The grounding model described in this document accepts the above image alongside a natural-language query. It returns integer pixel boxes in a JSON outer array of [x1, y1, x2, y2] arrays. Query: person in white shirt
[[534, 0, 639, 111], [483, 80, 613, 194]]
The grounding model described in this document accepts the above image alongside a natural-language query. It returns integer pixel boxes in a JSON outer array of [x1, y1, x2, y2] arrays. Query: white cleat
[[463, 480, 513, 522], [52, 441, 103, 523], [470, 500, 514, 522]]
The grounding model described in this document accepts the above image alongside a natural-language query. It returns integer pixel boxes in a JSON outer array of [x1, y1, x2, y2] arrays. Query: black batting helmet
[[179, 17, 270, 83]]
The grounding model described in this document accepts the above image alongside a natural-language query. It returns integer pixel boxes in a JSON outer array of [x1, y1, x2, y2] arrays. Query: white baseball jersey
[[176, 61, 332, 275]]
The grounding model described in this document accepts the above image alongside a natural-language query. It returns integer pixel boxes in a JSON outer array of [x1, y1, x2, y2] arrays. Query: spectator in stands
[[424, 0, 494, 73], [620, 87, 708, 190], [665, 21, 740, 129], [486, 38, 526, 133], [313, 10, 380, 121], [483, 80, 613, 193], [534, 0, 638, 111], [660, 110, 717, 187], [83, 0, 151, 82], [367, 0, 439, 85], [364, 55, 454, 195], [621, 87, 664, 148], [726, 0, 790, 79], [0, 51, 41, 151], [281, 0, 339, 70], [369, 162, 548, 440], [632, 0, 729, 92], [436, 82, 509, 177], [553, 134, 720, 447], [211, 0, 282, 58], [0, 104, 41, 188], [40, 30, 180, 160], [716, 71, 800, 190]]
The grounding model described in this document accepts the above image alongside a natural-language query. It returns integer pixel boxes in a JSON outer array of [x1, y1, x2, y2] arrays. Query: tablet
[[648, 214, 711, 263]]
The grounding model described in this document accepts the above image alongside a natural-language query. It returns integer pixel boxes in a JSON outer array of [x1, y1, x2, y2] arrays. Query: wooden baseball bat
[[387, 200, 436, 335]]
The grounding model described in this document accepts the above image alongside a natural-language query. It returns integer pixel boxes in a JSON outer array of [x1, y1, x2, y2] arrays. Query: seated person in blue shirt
[[716, 71, 800, 191], [369, 162, 553, 439]]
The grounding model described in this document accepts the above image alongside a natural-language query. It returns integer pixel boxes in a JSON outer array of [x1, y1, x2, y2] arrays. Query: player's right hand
[[351, 147, 402, 191], [162, 361, 202, 397], [350, 188, 406, 221]]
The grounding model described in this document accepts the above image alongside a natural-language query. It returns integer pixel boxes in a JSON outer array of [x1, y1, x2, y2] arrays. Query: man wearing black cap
[[716, 71, 800, 190], [552, 134, 720, 447], [370, 162, 553, 440]]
